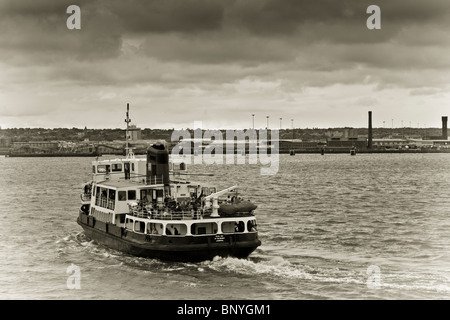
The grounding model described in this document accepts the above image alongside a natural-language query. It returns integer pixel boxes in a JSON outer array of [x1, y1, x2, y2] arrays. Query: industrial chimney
[[442, 116, 448, 140], [367, 111, 373, 149]]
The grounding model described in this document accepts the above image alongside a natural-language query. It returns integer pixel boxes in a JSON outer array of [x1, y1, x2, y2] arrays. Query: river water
[[0, 153, 449, 300]]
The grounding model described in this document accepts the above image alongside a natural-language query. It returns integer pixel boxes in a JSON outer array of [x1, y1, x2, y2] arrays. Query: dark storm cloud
[[107, 0, 225, 33], [1, 0, 449, 64], [0, 0, 123, 64], [1, 0, 450, 102]]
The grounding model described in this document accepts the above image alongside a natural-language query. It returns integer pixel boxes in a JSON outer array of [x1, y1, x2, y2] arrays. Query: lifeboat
[[219, 199, 257, 216]]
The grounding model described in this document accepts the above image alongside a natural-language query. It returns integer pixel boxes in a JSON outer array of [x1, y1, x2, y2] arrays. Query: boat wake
[[57, 232, 450, 298], [199, 254, 364, 285], [198, 253, 450, 297]]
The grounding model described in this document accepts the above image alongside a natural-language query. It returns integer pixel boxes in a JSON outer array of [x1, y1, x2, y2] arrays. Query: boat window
[[128, 190, 136, 200], [221, 221, 235, 233], [140, 190, 150, 202], [191, 222, 218, 235], [153, 189, 164, 203], [189, 187, 197, 198], [118, 191, 126, 201], [112, 163, 122, 172], [134, 221, 145, 233], [92, 166, 96, 173], [147, 223, 163, 235], [167, 224, 187, 236], [126, 218, 134, 229], [201, 187, 210, 196], [97, 165, 110, 173], [108, 189, 116, 200], [235, 221, 245, 233], [117, 214, 126, 224], [131, 163, 135, 171], [247, 220, 257, 232]]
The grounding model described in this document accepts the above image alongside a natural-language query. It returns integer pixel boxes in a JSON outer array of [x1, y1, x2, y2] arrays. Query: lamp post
[[252, 114, 255, 129], [266, 116, 269, 129]]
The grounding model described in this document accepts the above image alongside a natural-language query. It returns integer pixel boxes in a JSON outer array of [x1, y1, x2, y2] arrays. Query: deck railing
[[146, 175, 165, 185], [128, 206, 205, 220]]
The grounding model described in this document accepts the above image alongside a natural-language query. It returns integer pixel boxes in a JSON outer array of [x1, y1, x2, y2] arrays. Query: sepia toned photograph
[[0, 0, 449, 306]]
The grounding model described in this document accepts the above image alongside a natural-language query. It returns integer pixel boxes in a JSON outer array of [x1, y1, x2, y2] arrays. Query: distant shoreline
[[3, 148, 450, 157]]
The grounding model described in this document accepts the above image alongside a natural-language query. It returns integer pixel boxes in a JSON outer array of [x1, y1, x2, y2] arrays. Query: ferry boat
[[77, 104, 261, 262]]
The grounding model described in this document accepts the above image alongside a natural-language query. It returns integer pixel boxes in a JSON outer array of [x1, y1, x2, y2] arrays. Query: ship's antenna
[[125, 103, 134, 159]]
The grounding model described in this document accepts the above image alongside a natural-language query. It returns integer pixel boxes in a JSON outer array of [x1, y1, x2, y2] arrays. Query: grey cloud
[[107, 0, 225, 33], [1, 0, 449, 94]]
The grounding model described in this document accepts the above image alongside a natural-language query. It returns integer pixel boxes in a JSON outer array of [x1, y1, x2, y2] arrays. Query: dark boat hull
[[77, 214, 261, 262]]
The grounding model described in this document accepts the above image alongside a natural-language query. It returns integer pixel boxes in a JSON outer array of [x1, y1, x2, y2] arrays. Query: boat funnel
[[146, 143, 170, 185]]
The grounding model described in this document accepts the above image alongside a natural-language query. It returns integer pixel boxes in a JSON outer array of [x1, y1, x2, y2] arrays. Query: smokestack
[[442, 116, 448, 140], [146, 143, 170, 185], [368, 111, 373, 149]]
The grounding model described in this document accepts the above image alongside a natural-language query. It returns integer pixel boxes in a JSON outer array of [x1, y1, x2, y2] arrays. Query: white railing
[[128, 205, 203, 220], [146, 175, 165, 184]]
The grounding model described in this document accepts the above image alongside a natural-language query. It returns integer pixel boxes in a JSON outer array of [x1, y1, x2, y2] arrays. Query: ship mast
[[125, 103, 135, 159]]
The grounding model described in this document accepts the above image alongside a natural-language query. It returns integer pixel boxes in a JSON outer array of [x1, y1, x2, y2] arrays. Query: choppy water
[[0, 154, 449, 300]]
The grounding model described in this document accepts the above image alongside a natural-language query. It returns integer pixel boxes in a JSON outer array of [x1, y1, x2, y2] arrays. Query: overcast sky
[[0, 0, 449, 129]]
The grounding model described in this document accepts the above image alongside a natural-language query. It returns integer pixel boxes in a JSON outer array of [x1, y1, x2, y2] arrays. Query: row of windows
[[125, 219, 258, 235], [93, 163, 135, 174], [95, 186, 164, 202]]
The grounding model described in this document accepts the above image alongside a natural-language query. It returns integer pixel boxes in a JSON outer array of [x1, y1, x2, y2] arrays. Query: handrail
[[146, 175, 164, 184], [128, 206, 203, 220], [127, 205, 254, 220]]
